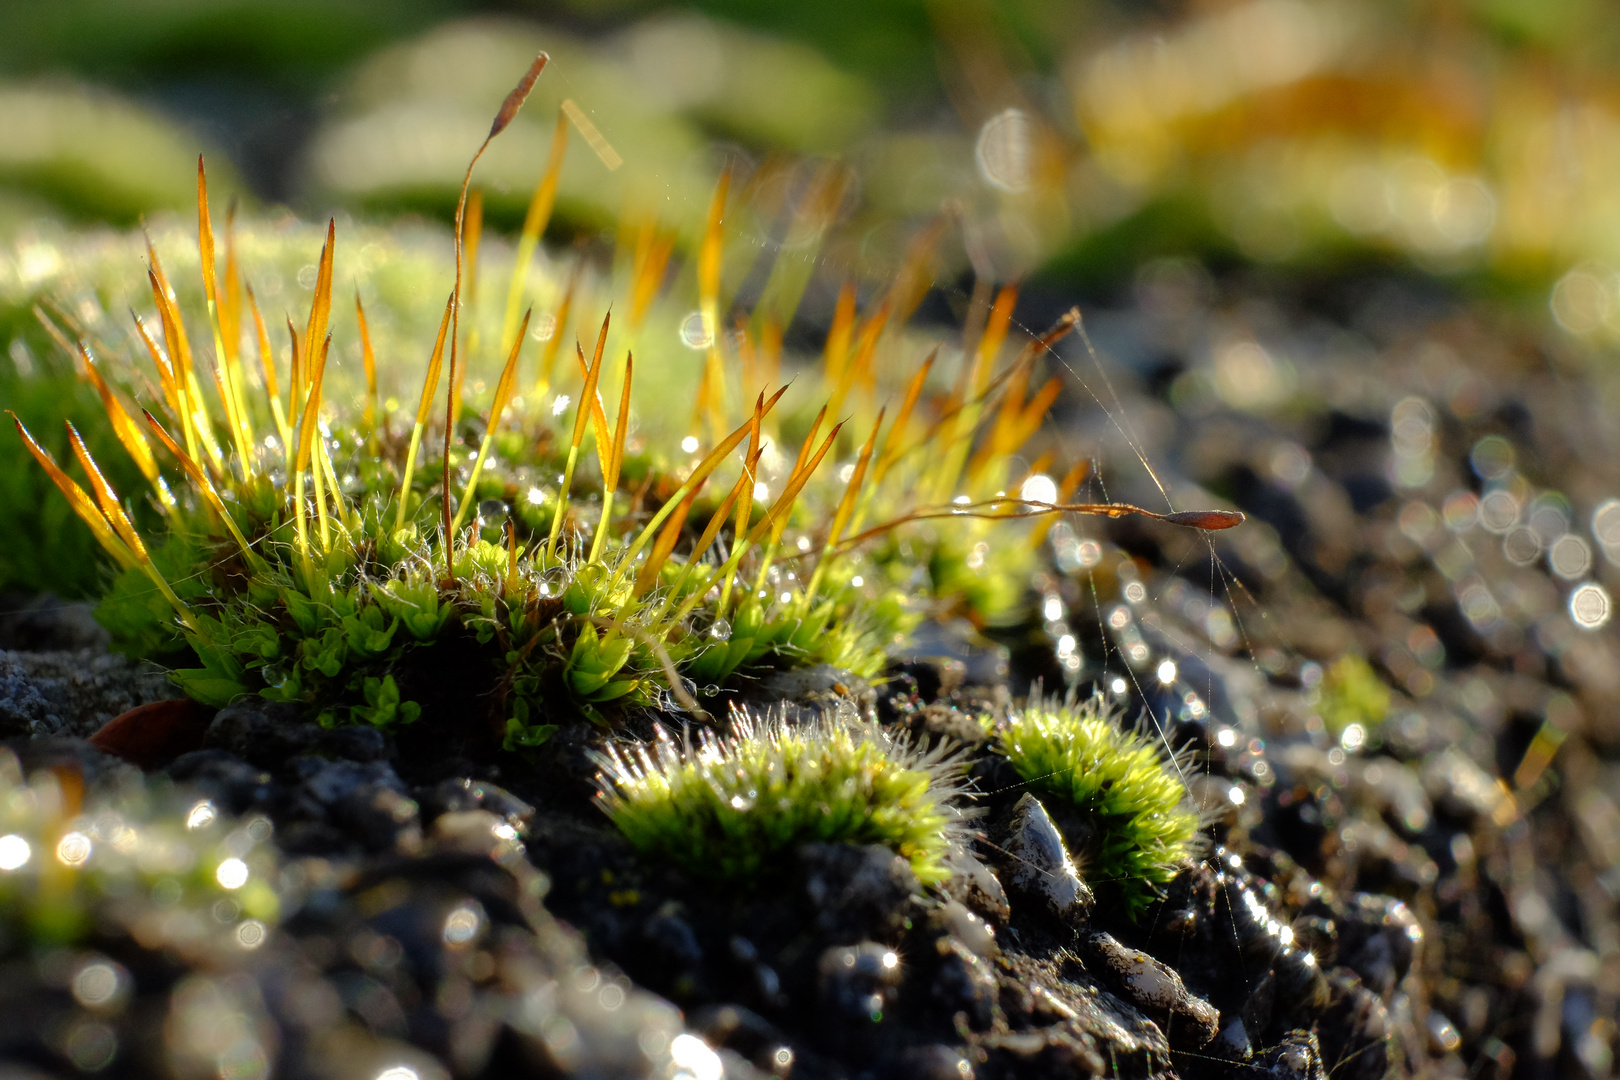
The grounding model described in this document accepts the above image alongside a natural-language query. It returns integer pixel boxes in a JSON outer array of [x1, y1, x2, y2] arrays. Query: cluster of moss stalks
[[11, 54, 1234, 909]]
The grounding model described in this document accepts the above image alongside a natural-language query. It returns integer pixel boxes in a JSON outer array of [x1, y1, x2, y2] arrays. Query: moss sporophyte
[[10, 53, 1242, 763]]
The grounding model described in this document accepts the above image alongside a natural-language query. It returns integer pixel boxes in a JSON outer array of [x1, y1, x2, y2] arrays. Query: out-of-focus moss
[[1318, 654, 1390, 736], [0, 83, 238, 227]]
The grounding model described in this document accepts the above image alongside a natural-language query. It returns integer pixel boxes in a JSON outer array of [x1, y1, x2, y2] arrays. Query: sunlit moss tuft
[[593, 705, 972, 886], [996, 692, 1199, 917]]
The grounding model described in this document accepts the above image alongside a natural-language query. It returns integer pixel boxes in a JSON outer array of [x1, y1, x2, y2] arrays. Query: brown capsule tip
[[489, 51, 550, 138], [1162, 509, 1246, 531]]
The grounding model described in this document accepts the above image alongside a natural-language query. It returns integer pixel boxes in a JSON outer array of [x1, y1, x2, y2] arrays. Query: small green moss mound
[[996, 693, 1199, 916], [1317, 654, 1390, 736], [593, 707, 970, 886]]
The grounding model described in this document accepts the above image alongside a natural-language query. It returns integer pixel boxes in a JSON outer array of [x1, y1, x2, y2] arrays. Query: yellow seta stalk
[[450, 188, 483, 428], [451, 307, 531, 534], [395, 294, 453, 533], [146, 262, 224, 475], [800, 407, 884, 612], [547, 313, 611, 556], [356, 291, 380, 443], [667, 420, 843, 630], [444, 50, 550, 583], [696, 170, 730, 446], [143, 411, 263, 568], [221, 199, 253, 450], [931, 282, 1016, 501], [11, 413, 199, 634], [716, 393, 765, 614], [533, 269, 576, 398], [846, 349, 935, 541], [76, 342, 171, 508], [604, 387, 788, 596], [642, 446, 761, 626], [246, 284, 293, 453], [752, 403, 825, 599], [587, 350, 634, 565], [196, 157, 254, 479], [292, 331, 332, 563]]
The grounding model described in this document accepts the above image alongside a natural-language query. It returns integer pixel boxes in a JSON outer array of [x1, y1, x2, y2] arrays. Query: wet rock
[[1214, 1017, 1253, 1061], [428, 809, 527, 863], [341, 783, 422, 854], [204, 700, 321, 769], [0, 648, 170, 738], [898, 619, 1009, 687], [167, 748, 279, 814], [934, 898, 998, 958], [891, 1043, 976, 1079], [942, 844, 1010, 926], [1291, 913, 1339, 964], [931, 936, 998, 1031], [1268, 940, 1333, 1033], [798, 842, 918, 940], [641, 903, 704, 980], [1351, 757, 1431, 837], [1316, 970, 1391, 1080], [1081, 930, 1220, 1048], [1422, 747, 1508, 824], [904, 701, 993, 749], [1334, 893, 1421, 998], [1260, 1029, 1327, 1078], [0, 593, 107, 651], [982, 1027, 1108, 1077], [750, 664, 875, 719], [886, 657, 967, 705], [419, 776, 534, 832], [994, 794, 1093, 922], [317, 724, 390, 763], [5, 734, 143, 795], [818, 942, 903, 1042], [688, 1004, 790, 1073], [298, 758, 409, 805]]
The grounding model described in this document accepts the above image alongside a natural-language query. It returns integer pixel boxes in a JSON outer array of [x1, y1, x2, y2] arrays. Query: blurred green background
[[8, 0, 1620, 598], [7, 0, 1620, 309]]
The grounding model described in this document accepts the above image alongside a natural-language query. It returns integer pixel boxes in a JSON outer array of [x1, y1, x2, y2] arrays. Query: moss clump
[[996, 693, 1199, 916], [593, 707, 971, 886], [1317, 654, 1389, 736]]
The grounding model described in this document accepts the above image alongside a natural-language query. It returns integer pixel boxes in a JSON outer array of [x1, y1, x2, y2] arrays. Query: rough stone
[[204, 700, 322, 769], [996, 794, 1093, 922], [167, 748, 279, 814], [931, 936, 998, 1031], [798, 842, 918, 941], [0, 648, 170, 738], [0, 593, 107, 651], [942, 844, 1010, 926], [818, 942, 903, 1023], [1081, 930, 1221, 1049], [1260, 1029, 1327, 1079], [1316, 970, 1391, 1080], [1335, 892, 1421, 999]]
